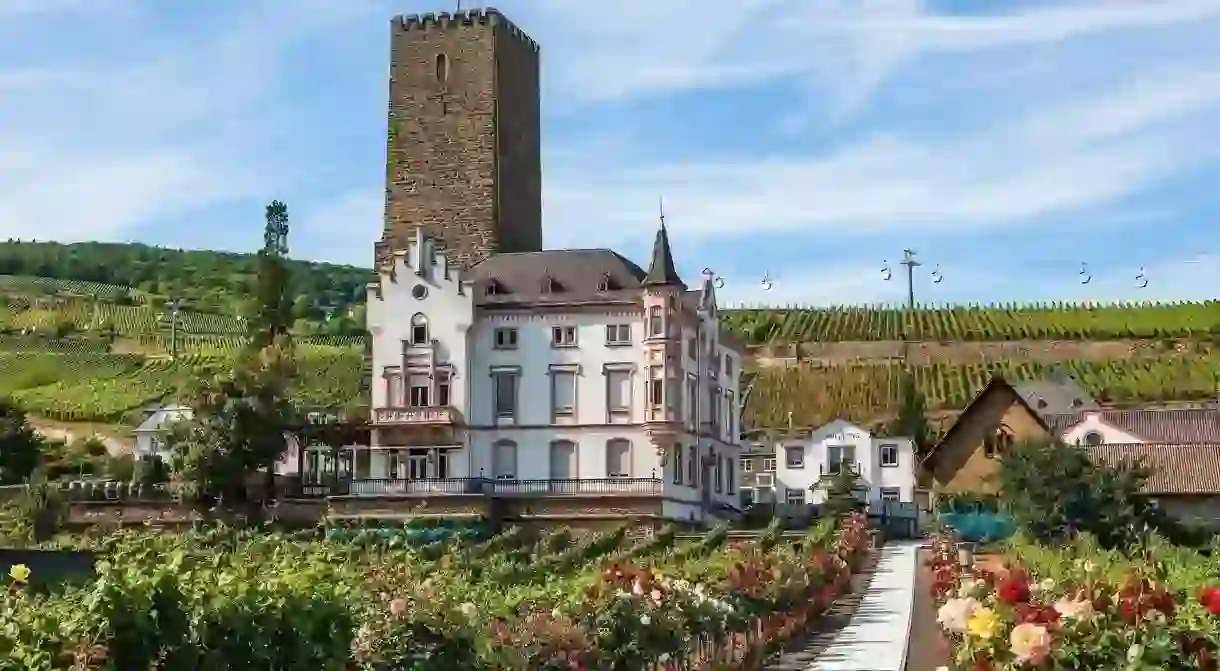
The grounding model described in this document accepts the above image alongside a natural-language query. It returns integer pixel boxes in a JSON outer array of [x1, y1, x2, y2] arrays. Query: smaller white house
[[132, 404, 193, 460], [773, 419, 917, 508]]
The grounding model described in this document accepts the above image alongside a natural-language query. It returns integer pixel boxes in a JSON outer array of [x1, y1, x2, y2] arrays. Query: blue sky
[[2, 0, 1219, 307]]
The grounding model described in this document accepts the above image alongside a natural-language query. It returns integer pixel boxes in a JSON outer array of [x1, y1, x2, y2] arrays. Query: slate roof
[[1015, 373, 1098, 415], [466, 249, 647, 306], [642, 224, 684, 287], [1045, 408, 1220, 444], [1087, 443, 1220, 494], [922, 376, 1053, 466]]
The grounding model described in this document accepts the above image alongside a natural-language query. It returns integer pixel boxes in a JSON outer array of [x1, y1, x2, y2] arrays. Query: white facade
[[772, 419, 917, 507], [360, 227, 745, 524], [132, 405, 193, 459], [1060, 412, 1144, 445]]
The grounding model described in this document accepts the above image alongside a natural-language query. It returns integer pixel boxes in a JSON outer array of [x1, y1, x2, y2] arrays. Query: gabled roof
[[922, 376, 1052, 466], [1087, 443, 1220, 494], [1045, 407, 1220, 444], [133, 405, 192, 433], [808, 418, 871, 442]]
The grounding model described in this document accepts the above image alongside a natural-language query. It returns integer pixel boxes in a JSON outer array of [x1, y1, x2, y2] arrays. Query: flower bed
[[928, 533, 1220, 670], [0, 513, 871, 670]]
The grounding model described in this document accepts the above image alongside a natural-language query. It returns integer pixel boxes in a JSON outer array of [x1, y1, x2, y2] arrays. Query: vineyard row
[[720, 300, 1220, 343], [744, 355, 1220, 430]]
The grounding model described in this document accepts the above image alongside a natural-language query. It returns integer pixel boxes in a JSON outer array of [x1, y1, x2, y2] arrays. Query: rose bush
[[0, 513, 872, 670], [931, 532, 1220, 670]]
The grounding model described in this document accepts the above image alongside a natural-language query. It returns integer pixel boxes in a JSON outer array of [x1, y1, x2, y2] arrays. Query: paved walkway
[[802, 541, 919, 671]]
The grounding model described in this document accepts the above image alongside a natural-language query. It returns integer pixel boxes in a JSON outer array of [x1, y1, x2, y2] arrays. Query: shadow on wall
[[0, 549, 97, 588]]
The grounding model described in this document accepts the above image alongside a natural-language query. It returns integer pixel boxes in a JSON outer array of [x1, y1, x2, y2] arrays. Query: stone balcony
[[372, 405, 457, 425]]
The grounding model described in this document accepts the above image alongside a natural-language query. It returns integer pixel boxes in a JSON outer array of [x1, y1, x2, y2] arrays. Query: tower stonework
[[379, 8, 542, 271]]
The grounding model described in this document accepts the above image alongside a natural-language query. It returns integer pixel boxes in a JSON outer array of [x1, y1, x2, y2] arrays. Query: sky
[[2, 0, 1219, 307]]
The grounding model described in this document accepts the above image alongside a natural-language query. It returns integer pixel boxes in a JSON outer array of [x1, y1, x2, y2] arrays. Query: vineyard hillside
[[0, 240, 1215, 435]]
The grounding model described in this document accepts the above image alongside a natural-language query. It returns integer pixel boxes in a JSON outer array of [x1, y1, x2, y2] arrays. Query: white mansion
[[352, 224, 746, 524]]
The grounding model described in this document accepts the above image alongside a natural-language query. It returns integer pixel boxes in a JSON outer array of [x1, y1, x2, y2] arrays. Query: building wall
[[466, 427, 653, 479], [1154, 495, 1220, 525], [929, 388, 1050, 494], [468, 310, 645, 426], [1061, 414, 1145, 445], [367, 234, 475, 420], [774, 421, 916, 505], [382, 10, 541, 269]]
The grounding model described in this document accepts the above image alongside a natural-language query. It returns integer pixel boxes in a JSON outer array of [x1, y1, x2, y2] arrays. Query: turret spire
[[643, 198, 684, 288]]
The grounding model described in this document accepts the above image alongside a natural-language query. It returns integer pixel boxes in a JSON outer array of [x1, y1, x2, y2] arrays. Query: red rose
[[1207, 591, 1220, 615], [997, 575, 1031, 604]]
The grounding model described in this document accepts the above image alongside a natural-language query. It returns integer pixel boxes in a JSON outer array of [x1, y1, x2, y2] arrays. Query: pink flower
[[1010, 622, 1052, 665], [389, 598, 408, 616]]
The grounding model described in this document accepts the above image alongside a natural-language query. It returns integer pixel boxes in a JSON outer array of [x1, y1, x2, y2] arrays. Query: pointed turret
[[642, 222, 684, 288]]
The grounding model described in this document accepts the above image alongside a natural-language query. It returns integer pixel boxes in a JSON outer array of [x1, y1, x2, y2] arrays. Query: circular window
[[411, 284, 428, 299], [1083, 431, 1103, 446]]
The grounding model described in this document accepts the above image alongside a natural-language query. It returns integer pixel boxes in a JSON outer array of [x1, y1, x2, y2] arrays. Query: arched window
[[606, 439, 630, 479], [549, 439, 577, 480], [410, 313, 429, 345], [435, 53, 449, 82], [983, 424, 1015, 458], [1084, 431, 1104, 446], [492, 440, 517, 480]]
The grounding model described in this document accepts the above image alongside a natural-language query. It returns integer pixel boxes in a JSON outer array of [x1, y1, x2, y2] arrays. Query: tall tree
[[0, 399, 45, 485], [248, 201, 294, 351]]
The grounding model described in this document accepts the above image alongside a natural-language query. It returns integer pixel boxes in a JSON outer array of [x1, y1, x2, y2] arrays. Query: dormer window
[[485, 279, 503, 296], [410, 313, 429, 346], [597, 273, 618, 291], [541, 275, 562, 294]]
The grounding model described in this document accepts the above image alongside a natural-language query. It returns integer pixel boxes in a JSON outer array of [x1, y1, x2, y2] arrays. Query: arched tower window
[[410, 313, 429, 345], [435, 53, 449, 82]]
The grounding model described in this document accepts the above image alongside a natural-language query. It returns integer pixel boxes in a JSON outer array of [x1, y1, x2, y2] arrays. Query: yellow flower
[[8, 564, 30, 583], [967, 607, 1001, 640]]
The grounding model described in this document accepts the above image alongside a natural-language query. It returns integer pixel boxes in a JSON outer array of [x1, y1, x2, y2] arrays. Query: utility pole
[[882, 249, 943, 359], [159, 299, 182, 360]]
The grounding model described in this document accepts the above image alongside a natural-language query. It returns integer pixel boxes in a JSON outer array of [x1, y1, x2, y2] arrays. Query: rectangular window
[[436, 374, 451, 407], [880, 443, 899, 467], [551, 325, 577, 347], [673, 444, 684, 484], [714, 456, 723, 493], [647, 367, 663, 407], [724, 355, 733, 377], [493, 327, 518, 350], [549, 441, 576, 479], [411, 322, 428, 346], [686, 377, 697, 425], [763, 457, 777, 472], [605, 324, 631, 346], [740, 457, 753, 473], [493, 442, 516, 479], [606, 440, 630, 478], [880, 487, 901, 502], [493, 372, 517, 419], [785, 446, 804, 469], [687, 337, 697, 360], [648, 307, 663, 336], [726, 461, 735, 494], [408, 375, 429, 407], [551, 370, 577, 419], [786, 488, 805, 505], [741, 488, 755, 506], [687, 448, 697, 485], [726, 391, 735, 439], [383, 366, 403, 407], [606, 369, 631, 417]]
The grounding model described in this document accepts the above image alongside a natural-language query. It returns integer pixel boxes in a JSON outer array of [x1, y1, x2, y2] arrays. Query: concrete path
[[803, 541, 919, 671]]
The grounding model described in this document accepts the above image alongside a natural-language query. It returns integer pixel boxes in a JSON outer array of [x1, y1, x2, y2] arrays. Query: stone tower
[[378, 8, 543, 270]]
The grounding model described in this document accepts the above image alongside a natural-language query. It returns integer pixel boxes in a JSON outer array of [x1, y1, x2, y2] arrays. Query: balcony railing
[[372, 406, 455, 425], [488, 477, 662, 496], [820, 460, 863, 476], [342, 477, 487, 496], [317, 477, 665, 498]]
